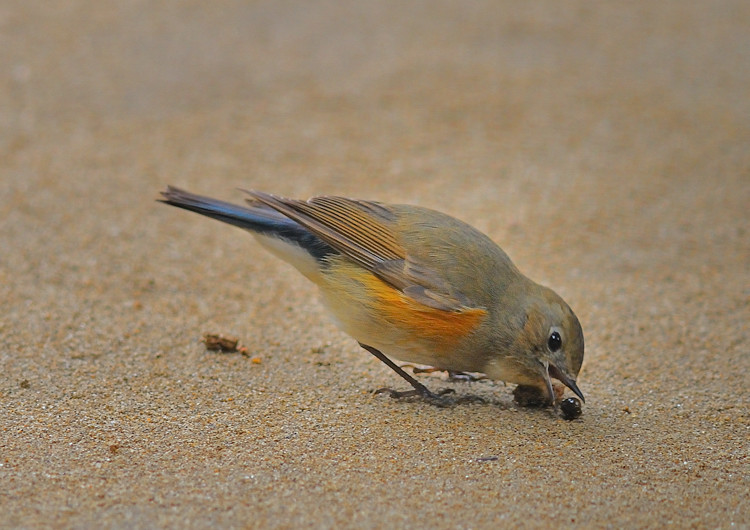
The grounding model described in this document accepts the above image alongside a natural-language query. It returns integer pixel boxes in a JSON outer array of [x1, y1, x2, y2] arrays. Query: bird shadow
[[368, 385, 517, 411]]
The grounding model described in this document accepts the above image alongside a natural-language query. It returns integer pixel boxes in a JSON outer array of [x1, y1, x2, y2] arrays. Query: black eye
[[548, 331, 562, 352]]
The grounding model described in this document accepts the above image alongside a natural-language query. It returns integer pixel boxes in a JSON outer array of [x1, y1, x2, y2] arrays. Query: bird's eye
[[548, 331, 562, 352]]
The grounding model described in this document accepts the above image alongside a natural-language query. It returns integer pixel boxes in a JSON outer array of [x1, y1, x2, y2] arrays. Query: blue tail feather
[[159, 186, 335, 261]]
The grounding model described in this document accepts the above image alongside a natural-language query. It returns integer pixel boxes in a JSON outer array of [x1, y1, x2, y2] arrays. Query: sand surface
[[1, 2, 748, 528]]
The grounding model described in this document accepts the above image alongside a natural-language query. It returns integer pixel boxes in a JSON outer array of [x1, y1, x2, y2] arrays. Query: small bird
[[159, 186, 585, 405]]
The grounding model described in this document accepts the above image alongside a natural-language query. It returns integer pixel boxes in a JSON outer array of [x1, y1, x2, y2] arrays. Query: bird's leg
[[358, 343, 454, 404]]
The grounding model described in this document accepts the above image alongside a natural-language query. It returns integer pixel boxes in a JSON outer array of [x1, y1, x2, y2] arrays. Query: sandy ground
[[1, 1, 748, 528]]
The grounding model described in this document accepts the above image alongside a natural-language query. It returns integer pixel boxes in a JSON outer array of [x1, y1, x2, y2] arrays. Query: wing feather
[[243, 190, 476, 312]]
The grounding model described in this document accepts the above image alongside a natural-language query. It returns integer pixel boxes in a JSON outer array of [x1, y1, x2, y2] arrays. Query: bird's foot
[[374, 386, 455, 407]]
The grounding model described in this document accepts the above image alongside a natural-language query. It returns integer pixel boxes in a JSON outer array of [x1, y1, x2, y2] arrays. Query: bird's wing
[[243, 191, 474, 312]]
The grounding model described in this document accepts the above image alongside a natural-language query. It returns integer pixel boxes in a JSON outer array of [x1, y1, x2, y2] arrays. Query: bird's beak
[[548, 363, 585, 403]]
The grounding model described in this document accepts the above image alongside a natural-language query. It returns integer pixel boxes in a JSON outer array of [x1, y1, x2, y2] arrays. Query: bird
[[159, 186, 585, 406]]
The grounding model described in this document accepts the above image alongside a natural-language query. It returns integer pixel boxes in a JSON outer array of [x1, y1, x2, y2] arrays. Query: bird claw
[[374, 386, 455, 407]]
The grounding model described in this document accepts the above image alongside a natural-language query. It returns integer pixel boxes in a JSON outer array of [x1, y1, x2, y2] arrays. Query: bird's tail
[[158, 186, 334, 261]]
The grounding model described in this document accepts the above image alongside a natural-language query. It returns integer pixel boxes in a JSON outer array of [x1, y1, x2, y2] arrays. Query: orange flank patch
[[356, 268, 487, 346]]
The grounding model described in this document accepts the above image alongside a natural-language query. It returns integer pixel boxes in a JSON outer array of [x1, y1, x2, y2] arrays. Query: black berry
[[560, 397, 582, 420]]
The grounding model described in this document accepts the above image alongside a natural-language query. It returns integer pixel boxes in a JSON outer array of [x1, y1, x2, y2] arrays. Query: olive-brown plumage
[[159, 186, 585, 405]]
